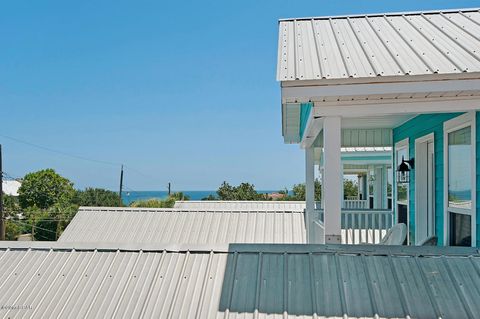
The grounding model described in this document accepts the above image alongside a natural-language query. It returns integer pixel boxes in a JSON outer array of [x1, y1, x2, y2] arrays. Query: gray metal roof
[[58, 207, 306, 244], [174, 200, 306, 211], [277, 8, 480, 81], [0, 242, 479, 319]]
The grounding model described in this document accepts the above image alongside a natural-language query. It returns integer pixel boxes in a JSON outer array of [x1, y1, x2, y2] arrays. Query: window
[[444, 113, 476, 247], [448, 126, 472, 209], [449, 212, 471, 246]]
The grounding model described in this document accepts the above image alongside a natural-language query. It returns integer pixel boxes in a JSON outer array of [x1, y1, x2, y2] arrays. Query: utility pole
[[168, 182, 171, 196], [119, 165, 124, 206], [0, 144, 4, 241]]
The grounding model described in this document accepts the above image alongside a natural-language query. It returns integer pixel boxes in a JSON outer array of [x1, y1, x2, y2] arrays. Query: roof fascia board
[[312, 96, 480, 118], [282, 78, 480, 104], [278, 7, 480, 22], [280, 73, 480, 88]]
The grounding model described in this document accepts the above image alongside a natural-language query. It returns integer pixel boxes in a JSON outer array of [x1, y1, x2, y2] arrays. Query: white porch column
[[323, 116, 342, 244], [383, 165, 389, 209], [373, 166, 385, 209], [305, 147, 315, 242]]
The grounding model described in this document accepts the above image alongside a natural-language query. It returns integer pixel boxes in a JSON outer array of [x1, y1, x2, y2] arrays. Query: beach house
[[278, 8, 480, 246]]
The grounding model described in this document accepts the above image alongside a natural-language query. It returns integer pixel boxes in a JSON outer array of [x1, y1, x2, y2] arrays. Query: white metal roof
[[58, 206, 306, 244], [1, 242, 479, 319], [174, 200, 306, 211], [277, 8, 480, 81]]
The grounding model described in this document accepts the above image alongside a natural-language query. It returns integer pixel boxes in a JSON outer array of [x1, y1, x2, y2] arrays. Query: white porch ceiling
[[340, 115, 415, 129]]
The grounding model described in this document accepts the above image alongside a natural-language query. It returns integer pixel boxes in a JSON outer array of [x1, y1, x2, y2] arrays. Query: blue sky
[[1, 0, 479, 191]]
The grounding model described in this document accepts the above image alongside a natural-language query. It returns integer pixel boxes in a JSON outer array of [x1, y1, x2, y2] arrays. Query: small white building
[[2, 180, 21, 196]]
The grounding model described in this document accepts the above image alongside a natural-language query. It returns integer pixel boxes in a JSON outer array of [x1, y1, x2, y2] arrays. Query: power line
[[0, 133, 121, 167], [0, 133, 162, 186], [9, 220, 58, 235]]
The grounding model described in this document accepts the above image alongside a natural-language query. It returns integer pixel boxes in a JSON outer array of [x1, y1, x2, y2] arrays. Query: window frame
[[443, 112, 476, 247]]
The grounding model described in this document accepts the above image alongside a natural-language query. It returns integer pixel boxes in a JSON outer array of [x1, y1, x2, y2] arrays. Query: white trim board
[[282, 78, 480, 103]]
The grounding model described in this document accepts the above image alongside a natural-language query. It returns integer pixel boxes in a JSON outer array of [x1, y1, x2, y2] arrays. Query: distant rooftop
[[2, 180, 21, 196], [277, 8, 480, 81], [174, 200, 306, 211], [59, 206, 306, 244]]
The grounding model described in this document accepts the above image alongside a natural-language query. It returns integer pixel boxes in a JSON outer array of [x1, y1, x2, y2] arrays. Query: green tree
[[22, 199, 79, 241], [3, 194, 21, 217], [74, 188, 122, 207], [130, 198, 175, 208], [216, 182, 263, 200], [18, 169, 75, 209], [169, 192, 190, 201], [202, 194, 217, 201], [5, 220, 22, 240], [343, 179, 359, 199], [287, 180, 322, 201]]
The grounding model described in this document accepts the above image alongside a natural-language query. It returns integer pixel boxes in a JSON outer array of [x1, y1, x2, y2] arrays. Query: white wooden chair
[[379, 223, 407, 245]]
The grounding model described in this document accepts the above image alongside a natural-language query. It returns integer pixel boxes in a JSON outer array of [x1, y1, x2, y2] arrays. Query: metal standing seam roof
[[58, 207, 307, 244], [0, 242, 479, 319], [277, 8, 480, 81], [174, 200, 307, 211]]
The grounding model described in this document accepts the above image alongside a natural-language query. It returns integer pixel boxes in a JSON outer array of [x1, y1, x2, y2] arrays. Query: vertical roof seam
[[56, 249, 98, 318], [361, 254, 379, 316], [310, 19, 325, 79], [253, 252, 263, 317], [387, 255, 410, 317], [283, 252, 289, 314], [412, 256, 443, 318], [293, 20, 299, 79], [28, 248, 77, 318], [423, 13, 480, 64], [440, 256, 475, 318], [0, 248, 33, 292], [225, 252, 239, 316], [346, 17, 381, 76], [440, 12, 480, 42], [334, 253, 349, 316], [329, 18, 352, 77], [138, 250, 167, 319], [401, 14, 463, 71], [459, 10, 480, 27], [83, 250, 121, 319], [383, 15, 436, 73], [111, 250, 144, 318], [308, 252, 319, 316], [194, 250, 214, 319], [166, 251, 191, 319]]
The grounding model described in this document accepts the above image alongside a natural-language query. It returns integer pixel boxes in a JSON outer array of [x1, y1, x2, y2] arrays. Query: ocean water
[[122, 190, 278, 205]]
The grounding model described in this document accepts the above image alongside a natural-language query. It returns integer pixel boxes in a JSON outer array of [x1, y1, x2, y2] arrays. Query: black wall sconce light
[[397, 156, 414, 184]]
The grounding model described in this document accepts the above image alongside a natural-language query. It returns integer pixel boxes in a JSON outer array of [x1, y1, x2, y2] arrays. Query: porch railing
[[314, 209, 393, 244], [342, 199, 369, 209]]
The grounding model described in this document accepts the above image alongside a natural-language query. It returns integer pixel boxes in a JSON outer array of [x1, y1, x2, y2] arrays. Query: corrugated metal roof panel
[[174, 200, 306, 211], [0, 243, 479, 318], [58, 207, 306, 244], [277, 8, 480, 81]]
